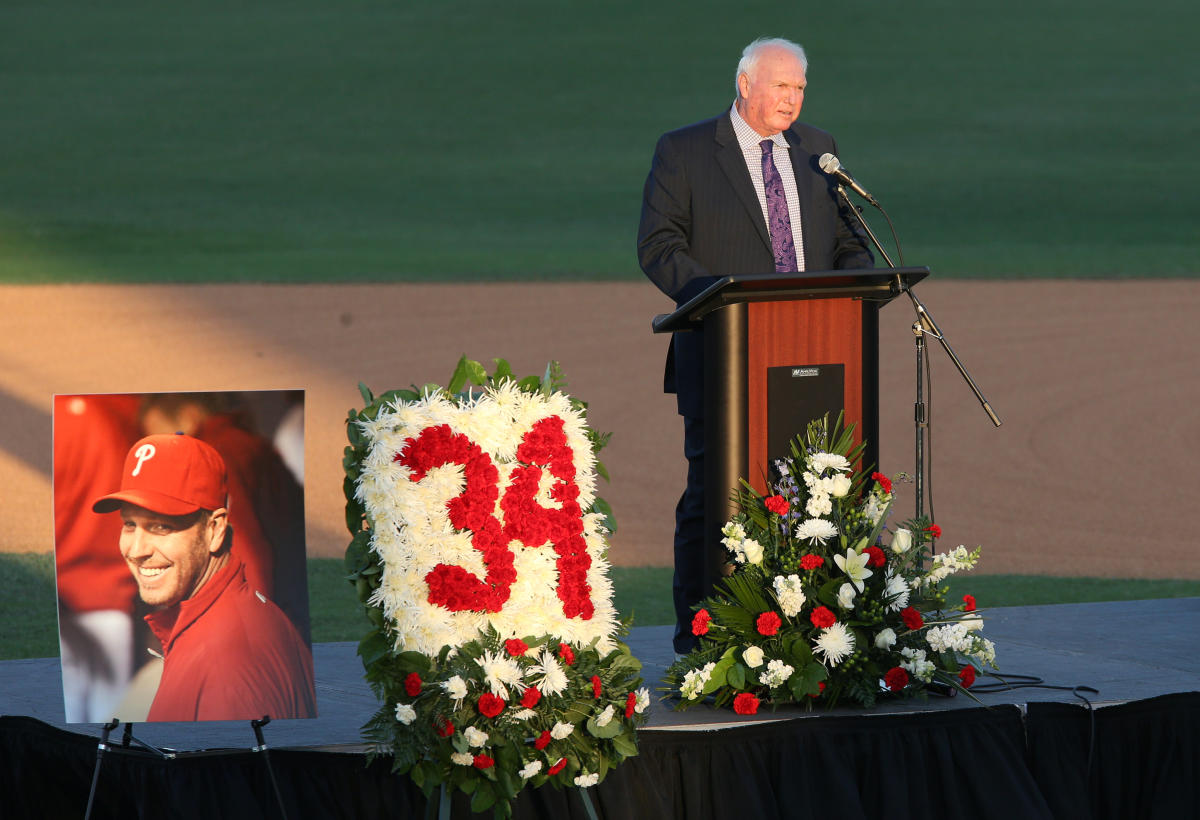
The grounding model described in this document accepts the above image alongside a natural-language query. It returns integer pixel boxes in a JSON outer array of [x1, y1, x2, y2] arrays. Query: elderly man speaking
[[638, 37, 874, 655]]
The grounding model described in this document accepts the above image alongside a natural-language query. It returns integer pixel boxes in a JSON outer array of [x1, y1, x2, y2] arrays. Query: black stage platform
[[2, 598, 1198, 819]]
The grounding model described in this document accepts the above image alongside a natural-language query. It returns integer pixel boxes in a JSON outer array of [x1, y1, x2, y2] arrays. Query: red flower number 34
[[395, 417, 594, 619]]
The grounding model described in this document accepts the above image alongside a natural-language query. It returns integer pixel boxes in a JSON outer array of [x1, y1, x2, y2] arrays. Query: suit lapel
[[714, 113, 772, 250], [784, 128, 816, 268]]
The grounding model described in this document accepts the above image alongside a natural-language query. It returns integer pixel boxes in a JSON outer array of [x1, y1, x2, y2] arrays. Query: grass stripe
[[1, 0, 1197, 282], [3, 555, 1196, 661]]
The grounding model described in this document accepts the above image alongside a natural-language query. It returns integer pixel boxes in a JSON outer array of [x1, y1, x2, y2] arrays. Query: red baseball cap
[[92, 433, 228, 516]]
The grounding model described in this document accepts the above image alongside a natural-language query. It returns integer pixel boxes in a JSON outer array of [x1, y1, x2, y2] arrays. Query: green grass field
[[2, 0, 1196, 283], [3, 554, 1197, 661]]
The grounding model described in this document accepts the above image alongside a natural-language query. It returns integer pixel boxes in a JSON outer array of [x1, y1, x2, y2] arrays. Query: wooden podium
[[652, 267, 928, 593]]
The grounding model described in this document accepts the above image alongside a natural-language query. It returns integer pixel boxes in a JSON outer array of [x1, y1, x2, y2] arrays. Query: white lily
[[833, 547, 873, 592]]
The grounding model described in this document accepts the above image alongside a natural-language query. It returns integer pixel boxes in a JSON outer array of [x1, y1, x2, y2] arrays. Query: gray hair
[[735, 37, 808, 95]]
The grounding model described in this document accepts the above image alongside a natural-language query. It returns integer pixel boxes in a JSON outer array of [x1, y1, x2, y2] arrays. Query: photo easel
[[82, 715, 288, 820]]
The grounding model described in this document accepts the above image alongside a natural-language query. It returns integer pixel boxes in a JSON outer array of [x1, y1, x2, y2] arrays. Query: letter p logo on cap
[[131, 443, 157, 476]]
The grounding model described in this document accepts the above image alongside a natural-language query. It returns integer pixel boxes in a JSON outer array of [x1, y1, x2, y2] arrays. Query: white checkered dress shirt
[[729, 103, 806, 271]]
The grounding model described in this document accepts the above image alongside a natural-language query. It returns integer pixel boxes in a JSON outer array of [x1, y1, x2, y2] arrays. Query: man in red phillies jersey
[[92, 433, 316, 722], [139, 392, 310, 642]]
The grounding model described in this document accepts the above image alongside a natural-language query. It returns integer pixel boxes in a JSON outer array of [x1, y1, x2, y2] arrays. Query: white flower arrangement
[[665, 414, 994, 711], [344, 359, 646, 815]]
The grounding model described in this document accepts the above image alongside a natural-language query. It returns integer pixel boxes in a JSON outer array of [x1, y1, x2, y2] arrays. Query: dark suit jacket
[[637, 111, 874, 417]]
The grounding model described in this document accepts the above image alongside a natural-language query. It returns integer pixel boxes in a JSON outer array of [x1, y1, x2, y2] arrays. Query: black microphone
[[818, 153, 879, 206]]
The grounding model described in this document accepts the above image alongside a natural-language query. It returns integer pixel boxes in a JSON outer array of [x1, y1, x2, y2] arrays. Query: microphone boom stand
[[833, 184, 1002, 522]]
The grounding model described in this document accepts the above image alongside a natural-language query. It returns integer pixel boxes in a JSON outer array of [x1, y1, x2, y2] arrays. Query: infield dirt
[[2, 280, 1197, 579]]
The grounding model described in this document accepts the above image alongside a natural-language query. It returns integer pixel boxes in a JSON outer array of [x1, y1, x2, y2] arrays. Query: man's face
[[736, 47, 807, 137], [119, 503, 221, 608]]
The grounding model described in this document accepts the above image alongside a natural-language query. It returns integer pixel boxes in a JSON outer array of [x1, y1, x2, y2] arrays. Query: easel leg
[[251, 715, 289, 820], [84, 719, 120, 820]]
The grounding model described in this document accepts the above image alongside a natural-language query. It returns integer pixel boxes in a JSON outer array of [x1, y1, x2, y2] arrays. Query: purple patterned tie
[[761, 139, 798, 272]]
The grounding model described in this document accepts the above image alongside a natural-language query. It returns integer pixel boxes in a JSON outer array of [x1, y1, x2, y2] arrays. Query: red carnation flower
[[477, 693, 506, 718], [558, 643, 575, 665], [900, 607, 924, 630], [521, 687, 541, 709], [764, 495, 790, 516], [404, 672, 422, 697], [434, 718, 454, 738], [963, 594, 977, 612], [959, 666, 977, 688], [548, 757, 567, 776], [691, 608, 712, 636], [534, 730, 551, 750], [809, 606, 837, 629], [733, 692, 760, 715], [505, 638, 529, 657], [865, 546, 886, 568], [473, 754, 495, 770], [756, 611, 782, 636], [884, 667, 910, 692], [926, 523, 942, 538], [871, 471, 893, 494], [591, 675, 602, 699], [809, 681, 826, 699], [800, 554, 824, 571], [625, 691, 637, 719]]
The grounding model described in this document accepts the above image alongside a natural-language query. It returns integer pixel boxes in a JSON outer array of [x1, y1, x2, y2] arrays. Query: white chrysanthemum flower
[[574, 772, 600, 788], [837, 582, 857, 610], [394, 703, 416, 725], [451, 752, 475, 766], [551, 721, 575, 740], [890, 528, 913, 553], [477, 650, 525, 697], [759, 659, 795, 688], [464, 726, 489, 747], [529, 649, 570, 696], [833, 548, 873, 592], [742, 538, 764, 565], [814, 622, 855, 666], [595, 704, 616, 727], [884, 571, 911, 612], [511, 709, 537, 721], [809, 452, 851, 474], [875, 628, 897, 649], [772, 574, 807, 617], [806, 493, 833, 518], [795, 518, 839, 544], [742, 645, 765, 669], [442, 675, 469, 705], [634, 687, 651, 714], [519, 760, 543, 779]]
